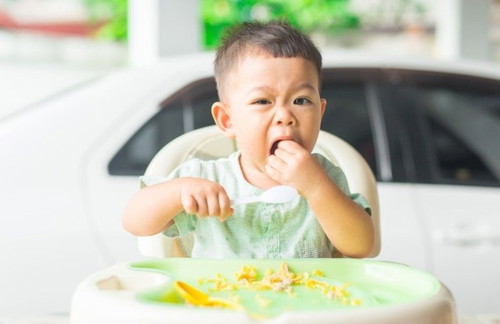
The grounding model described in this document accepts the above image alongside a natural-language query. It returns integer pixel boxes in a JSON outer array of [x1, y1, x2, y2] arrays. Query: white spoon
[[231, 185, 299, 206]]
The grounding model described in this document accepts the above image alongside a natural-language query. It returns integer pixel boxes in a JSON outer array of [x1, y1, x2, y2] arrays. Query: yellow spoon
[[174, 280, 243, 310]]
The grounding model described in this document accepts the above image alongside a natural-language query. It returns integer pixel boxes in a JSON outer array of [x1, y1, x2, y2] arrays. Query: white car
[[2, 51, 499, 317]]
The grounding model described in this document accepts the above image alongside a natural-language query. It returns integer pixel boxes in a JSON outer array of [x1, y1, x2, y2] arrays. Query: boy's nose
[[275, 106, 296, 126]]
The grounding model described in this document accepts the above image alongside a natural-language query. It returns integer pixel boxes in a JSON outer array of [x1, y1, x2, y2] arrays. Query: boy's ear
[[320, 98, 327, 117], [211, 101, 235, 138]]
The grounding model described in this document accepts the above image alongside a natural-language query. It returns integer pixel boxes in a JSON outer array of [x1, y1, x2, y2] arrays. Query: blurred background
[[1, 0, 499, 117], [2, 1, 500, 323]]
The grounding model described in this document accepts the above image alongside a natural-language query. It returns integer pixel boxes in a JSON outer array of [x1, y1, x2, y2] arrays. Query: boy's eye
[[294, 97, 312, 105], [253, 99, 271, 105]]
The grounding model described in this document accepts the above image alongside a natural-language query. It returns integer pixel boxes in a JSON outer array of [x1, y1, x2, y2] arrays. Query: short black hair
[[214, 20, 322, 100]]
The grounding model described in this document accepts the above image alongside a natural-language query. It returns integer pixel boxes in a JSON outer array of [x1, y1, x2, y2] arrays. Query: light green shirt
[[140, 152, 370, 259]]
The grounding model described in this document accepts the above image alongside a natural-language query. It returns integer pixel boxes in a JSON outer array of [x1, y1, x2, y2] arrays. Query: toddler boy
[[123, 21, 374, 258]]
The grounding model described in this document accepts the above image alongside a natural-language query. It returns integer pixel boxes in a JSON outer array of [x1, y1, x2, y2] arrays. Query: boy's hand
[[266, 140, 328, 198], [180, 178, 234, 221]]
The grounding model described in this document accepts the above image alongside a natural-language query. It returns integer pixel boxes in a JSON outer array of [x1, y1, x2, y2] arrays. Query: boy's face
[[212, 52, 326, 185]]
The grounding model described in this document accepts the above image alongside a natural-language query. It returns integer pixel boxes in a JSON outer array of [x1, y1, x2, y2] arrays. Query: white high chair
[[137, 125, 381, 258], [70, 126, 457, 324]]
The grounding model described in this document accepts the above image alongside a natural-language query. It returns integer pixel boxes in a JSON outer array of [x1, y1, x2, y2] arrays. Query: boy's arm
[[122, 177, 233, 236], [304, 173, 374, 258], [122, 177, 185, 236], [266, 141, 374, 258]]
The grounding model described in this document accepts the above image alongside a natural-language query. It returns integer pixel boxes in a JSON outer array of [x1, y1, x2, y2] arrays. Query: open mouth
[[270, 140, 283, 155]]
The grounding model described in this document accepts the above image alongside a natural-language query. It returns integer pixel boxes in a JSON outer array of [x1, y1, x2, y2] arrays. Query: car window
[[398, 73, 500, 187], [108, 78, 217, 175], [109, 73, 379, 177], [321, 79, 378, 179]]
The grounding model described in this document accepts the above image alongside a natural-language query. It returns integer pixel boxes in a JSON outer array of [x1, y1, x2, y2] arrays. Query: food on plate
[[186, 262, 363, 315]]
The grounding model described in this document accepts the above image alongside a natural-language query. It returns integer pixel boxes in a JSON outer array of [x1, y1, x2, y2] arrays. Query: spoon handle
[[230, 196, 259, 206]]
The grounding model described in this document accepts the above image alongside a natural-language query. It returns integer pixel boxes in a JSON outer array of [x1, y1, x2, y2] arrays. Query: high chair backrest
[[138, 125, 380, 258]]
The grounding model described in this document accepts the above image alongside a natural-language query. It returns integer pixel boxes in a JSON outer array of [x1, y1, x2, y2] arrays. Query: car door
[[384, 69, 500, 314], [321, 69, 428, 269]]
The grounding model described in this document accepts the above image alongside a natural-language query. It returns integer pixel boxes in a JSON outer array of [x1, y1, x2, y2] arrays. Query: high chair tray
[[71, 258, 456, 324]]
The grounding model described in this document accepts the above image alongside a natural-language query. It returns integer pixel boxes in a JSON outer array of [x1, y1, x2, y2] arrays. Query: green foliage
[[82, 0, 361, 47], [201, 0, 360, 49], [84, 0, 128, 42]]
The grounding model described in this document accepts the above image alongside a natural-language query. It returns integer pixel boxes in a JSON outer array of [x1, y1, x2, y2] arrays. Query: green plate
[[129, 258, 441, 318]]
